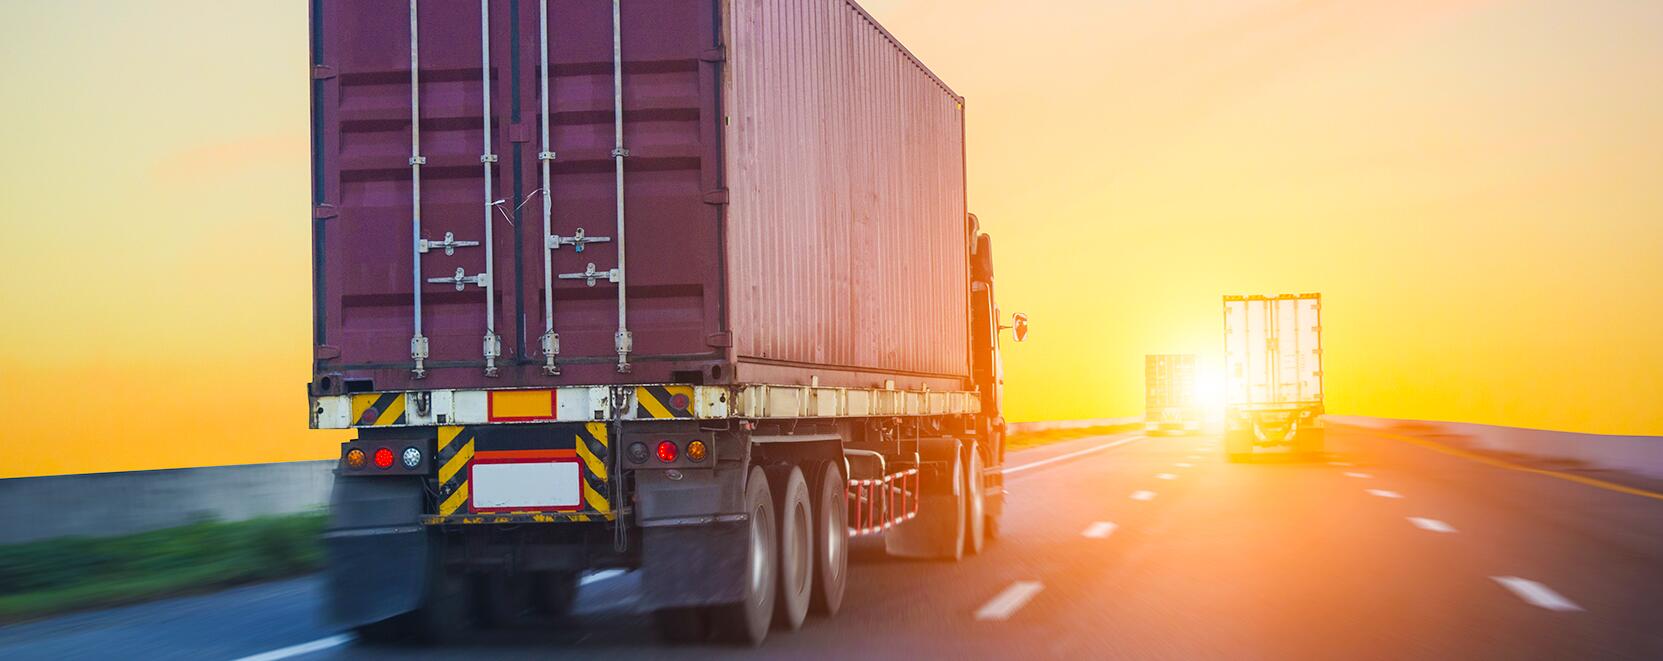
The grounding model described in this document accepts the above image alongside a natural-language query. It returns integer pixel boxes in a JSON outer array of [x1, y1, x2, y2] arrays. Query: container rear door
[[312, 0, 724, 392], [1224, 295, 1322, 407]]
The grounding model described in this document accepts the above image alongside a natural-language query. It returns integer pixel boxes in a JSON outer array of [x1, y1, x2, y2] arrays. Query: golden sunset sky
[[2, 0, 1660, 477]]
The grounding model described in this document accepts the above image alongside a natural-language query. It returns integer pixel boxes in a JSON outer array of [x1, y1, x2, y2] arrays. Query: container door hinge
[[313, 204, 338, 220], [429, 267, 489, 291], [540, 333, 561, 376], [705, 332, 733, 348], [410, 335, 430, 379], [548, 227, 612, 253], [615, 330, 634, 374], [703, 188, 729, 206], [419, 232, 481, 256], [312, 65, 337, 80], [558, 263, 621, 287], [483, 333, 502, 377], [699, 47, 726, 63]]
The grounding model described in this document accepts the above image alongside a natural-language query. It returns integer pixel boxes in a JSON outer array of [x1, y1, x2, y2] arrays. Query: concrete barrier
[[0, 461, 335, 546], [1007, 417, 1140, 434], [1326, 415, 1663, 481]]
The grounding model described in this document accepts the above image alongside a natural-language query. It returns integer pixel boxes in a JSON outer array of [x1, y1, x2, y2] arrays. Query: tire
[[884, 443, 965, 561], [963, 444, 986, 556], [769, 465, 813, 632], [654, 607, 710, 644], [531, 571, 579, 620], [809, 461, 848, 617], [353, 539, 475, 646], [712, 465, 777, 646]]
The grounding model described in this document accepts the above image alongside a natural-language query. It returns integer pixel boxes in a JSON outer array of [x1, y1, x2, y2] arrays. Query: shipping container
[[1221, 293, 1324, 459], [308, 0, 967, 395], [1144, 354, 1200, 435], [310, 0, 1015, 646]]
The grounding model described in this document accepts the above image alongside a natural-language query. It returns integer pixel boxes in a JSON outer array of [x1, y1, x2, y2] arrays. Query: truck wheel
[[769, 465, 813, 632], [964, 444, 986, 556], [884, 444, 965, 561], [654, 607, 709, 643], [810, 460, 848, 616], [530, 571, 579, 620], [712, 465, 777, 645]]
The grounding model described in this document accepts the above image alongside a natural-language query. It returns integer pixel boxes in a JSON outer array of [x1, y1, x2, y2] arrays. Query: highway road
[[4, 424, 1661, 660]]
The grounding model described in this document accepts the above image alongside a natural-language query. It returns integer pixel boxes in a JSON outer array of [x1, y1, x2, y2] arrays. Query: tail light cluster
[[626, 437, 710, 467], [341, 442, 425, 474]]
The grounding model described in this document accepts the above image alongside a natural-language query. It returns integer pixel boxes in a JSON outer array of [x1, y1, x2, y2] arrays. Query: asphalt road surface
[[5, 425, 1661, 660]]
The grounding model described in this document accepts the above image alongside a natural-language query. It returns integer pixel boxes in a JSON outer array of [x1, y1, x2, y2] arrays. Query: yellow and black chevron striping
[[435, 425, 474, 517], [425, 423, 612, 523], [351, 392, 406, 426], [574, 422, 611, 515], [634, 385, 694, 419]]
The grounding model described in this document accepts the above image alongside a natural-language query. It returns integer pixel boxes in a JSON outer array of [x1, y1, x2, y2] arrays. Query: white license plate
[[471, 461, 582, 511]]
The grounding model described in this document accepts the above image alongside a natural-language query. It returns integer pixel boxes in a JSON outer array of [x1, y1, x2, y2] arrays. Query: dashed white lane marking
[[1344, 471, 1373, 479], [1130, 490, 1156, 501], [1155, 473, 1177, 480], [1175, 462, 1193, 468], [581, 569, 626, 585], [1492, 577, 1583, 612], [1329, 461, 1353, 467], [1407, 517, 1457, 533], [231, 635, 354, 661], [1003, 436, 1144, 475], [975, 581, 1045, 621], [1082, 521, 1118, 538], [1366, 489, 1403, 499]]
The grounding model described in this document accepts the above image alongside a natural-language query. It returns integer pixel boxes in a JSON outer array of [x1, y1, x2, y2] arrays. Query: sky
[[1, 0, 1660, 477]]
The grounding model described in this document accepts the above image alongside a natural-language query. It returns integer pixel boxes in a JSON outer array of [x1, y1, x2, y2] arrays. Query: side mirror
[[1011, 313, 1028, 343]]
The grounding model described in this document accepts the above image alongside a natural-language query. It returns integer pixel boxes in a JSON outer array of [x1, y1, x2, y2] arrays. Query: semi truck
[[1221, 294, 1324, 460], [1144, 354, 1201, 435], [307, 0, 1019, 646]]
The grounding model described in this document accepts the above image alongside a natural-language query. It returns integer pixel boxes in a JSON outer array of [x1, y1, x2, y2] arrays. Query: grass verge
[[1005, 423, 1141, 452], [0, 512, 325, 622]]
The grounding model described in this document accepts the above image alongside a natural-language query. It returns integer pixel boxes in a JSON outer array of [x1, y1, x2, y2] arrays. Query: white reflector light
[[401, 447, 422, 469]]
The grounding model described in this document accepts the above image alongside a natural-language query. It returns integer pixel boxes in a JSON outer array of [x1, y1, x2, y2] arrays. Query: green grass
[[1005, 423, 1141, 451], [0, 512, 325, 622]]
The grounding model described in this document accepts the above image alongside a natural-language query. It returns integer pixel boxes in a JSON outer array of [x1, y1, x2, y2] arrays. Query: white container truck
[[1222, 294, 1324, 459]]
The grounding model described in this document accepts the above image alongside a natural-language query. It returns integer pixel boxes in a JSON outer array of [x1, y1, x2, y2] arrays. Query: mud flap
[[639, 522, 750, 611], [323, 475, 430, 629]]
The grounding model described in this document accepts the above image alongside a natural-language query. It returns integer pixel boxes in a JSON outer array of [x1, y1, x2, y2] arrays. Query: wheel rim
[[791, 499, 810, 592], [825, 486, 845, 581], [750, 503, 767, 603]]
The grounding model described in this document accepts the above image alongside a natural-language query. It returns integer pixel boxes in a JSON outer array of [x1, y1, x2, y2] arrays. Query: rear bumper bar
[[312, 383, 980, 430]]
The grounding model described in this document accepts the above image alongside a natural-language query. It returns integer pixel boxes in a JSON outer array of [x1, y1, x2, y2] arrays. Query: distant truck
[[1222, 294, 1325, 459], [1144, 354, 1201, 435]]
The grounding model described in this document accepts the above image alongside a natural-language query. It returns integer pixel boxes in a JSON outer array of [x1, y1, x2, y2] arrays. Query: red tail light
[[373, 447, 395, 469], [656, 440, 678, 463]]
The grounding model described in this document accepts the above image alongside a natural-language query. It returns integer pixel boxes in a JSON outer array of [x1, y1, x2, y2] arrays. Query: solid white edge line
[[1492, 576, 1583, 612], [1003, 435, 1144, 475], [975, 581, 1045, 621], [1082, 521, 1118, 538], [1130, 490, 1156, 501], [1407, 517, 1457, 533], [231, 634, 354, 661]]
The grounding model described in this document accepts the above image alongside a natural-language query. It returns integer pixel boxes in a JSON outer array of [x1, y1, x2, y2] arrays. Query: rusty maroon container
[[309, 0, 969, 396]]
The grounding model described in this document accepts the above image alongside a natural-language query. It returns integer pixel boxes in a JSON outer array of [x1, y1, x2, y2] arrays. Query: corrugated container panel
[[723, 0, 970, 381], [311, 0, 971, 394], [1223, 295, 1324, 406]]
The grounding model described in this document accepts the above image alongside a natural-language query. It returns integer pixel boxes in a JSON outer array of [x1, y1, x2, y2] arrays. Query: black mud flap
[[634, 464, 749, 611], [639, 522, 751, 611], [323, 475, 429, 629]]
